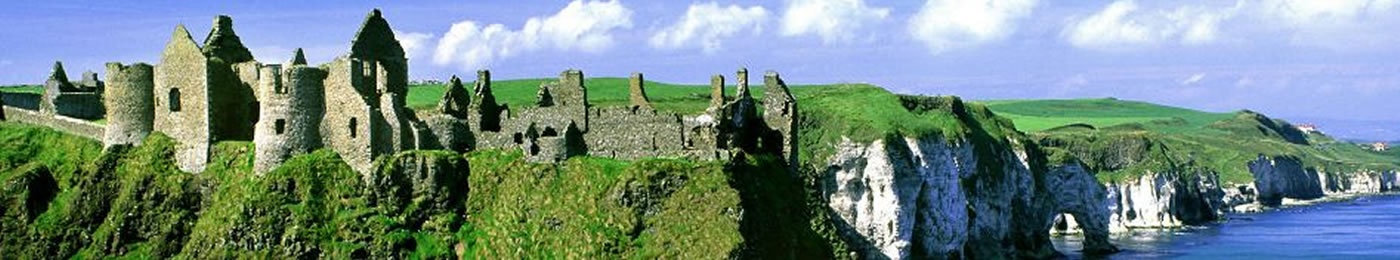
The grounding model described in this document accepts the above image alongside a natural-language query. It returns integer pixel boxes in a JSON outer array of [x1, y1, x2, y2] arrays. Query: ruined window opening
[[349, 117, 359, 138], [275, 83, 286, 94], [542, 127, 558, 137], [362, 61, 374, 78], [275, 119, 286, 135], [168, 88, 182, 112], [513, 133, 524, 144]]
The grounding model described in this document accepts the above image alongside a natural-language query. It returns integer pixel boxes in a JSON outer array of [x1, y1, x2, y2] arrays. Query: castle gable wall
[[154, 24, 213, 173]]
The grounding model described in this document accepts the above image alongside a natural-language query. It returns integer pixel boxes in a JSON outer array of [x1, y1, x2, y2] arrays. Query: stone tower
[[629, 72, 651, 109], [154, 24, 214, 173], [254, 63, 327, 174], [102, 62, 155, 148], [710, 74, 726, 108], [762, 71, 799, 166]]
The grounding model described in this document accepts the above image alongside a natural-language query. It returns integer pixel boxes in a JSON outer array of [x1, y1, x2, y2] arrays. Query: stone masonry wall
[[2, 106, 105, 140], [1, 93, 40, 110], [49, 93, 104, 120], [154, 24, 213, 173], [102, 62, 155, 148], [762, 71, 799, 166], [321, 57, 381, 174]]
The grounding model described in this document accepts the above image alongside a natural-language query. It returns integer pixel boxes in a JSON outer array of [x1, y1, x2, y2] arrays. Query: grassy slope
[[0, 120, 840, 258], [981, 98, 1399, 184]]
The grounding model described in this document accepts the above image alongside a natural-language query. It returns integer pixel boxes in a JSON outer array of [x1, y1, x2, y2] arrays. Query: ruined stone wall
[[761, 72, 799, 165], [321, 57, 382, 174], [205, 60, 257, 141], [1, 93, 40, 110], [102, 62, 154, 148], [76, 71, 104, 92], [48, 93, 104, 120], [154, 25, 213, 173], [585, 107, 686, 159], [543, 70, 589, 131], [628, 73, 651, 109], [420, 77, 473, 152], [39, 62, 104, 120], [3, 106, 105, 140], [254, 65, 326, 174]]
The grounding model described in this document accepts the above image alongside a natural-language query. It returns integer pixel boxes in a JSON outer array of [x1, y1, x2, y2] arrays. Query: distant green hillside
[[980, 98, 1400, 184], [0, 85, 42, 94], [979, 98, 1233, 133]]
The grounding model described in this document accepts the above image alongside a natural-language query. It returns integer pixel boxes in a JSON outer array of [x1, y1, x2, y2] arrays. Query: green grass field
[[979, 98, 1234, 133], [0, 85, 43, 94], [406, 78, 744, 114], [979, 98, 1399, 183]]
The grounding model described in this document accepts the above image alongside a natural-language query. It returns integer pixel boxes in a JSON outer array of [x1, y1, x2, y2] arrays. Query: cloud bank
[[433, 0, 633, 71], [780, 0, 890, 43], [908, 0, 1037, 54], [649, 2, 768, 54]]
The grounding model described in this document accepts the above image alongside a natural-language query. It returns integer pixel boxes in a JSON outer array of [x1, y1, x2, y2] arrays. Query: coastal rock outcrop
[[1104, 170, 1225, 230], [823, 135, 1117, 259], [1035, 163, 1118, 255], [1249, 155, 1324, 206]]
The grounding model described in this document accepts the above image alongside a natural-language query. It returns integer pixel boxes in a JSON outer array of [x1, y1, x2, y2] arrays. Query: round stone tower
[[254, 64, 327, 174], [102, 62, 155, 148]]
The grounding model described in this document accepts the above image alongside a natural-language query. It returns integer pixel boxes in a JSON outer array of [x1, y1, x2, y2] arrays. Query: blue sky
[[3, 0, 1399, 137]]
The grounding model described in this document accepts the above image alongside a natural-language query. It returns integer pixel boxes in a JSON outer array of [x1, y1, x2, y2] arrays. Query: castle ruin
[[0, 10, 800, 176]]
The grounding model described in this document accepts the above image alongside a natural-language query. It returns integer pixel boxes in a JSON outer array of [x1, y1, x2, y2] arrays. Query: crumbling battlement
[[458, 68, 799, 164], [39, 61, 105, 120], [5, 10, 800, 176]]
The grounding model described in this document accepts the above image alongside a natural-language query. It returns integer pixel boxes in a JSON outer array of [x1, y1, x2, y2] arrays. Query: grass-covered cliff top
[[981, 98, 1400, 184]]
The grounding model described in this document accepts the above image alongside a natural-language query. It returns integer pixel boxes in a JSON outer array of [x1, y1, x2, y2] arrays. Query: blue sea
[[1052, 194, 1400, 259]]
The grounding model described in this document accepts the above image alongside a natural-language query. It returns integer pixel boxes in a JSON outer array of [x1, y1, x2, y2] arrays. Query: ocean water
[[1052, 194, 1400, 259]]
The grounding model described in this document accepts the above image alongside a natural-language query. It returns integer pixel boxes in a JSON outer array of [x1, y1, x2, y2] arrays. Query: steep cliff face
[[1249, 155, 1399, 207], [1249, 155, 1324, 206], [1035, 163, 1117, 255], [824, 136, 980, 259], [1103, 171, 1225, 230], [822, 135, 1117, 259]]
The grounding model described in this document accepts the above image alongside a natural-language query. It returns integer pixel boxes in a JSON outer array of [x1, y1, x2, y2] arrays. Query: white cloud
[[1252, 0, 1400, 49], [1064, 0, 1237, 50], [650, 2, 767, 54], [908, 0, 1037, 54], [780, 0, 890, 43], [396, 32, 435, 60], [0, 60, 12, 67], [433, 0, 633, 71], [1180, 73, 1206, 85], [1256, 0, 1398, 27]]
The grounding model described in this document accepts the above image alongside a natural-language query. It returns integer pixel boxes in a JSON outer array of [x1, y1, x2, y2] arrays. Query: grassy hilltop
[[981, 98, 1400, 183]]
